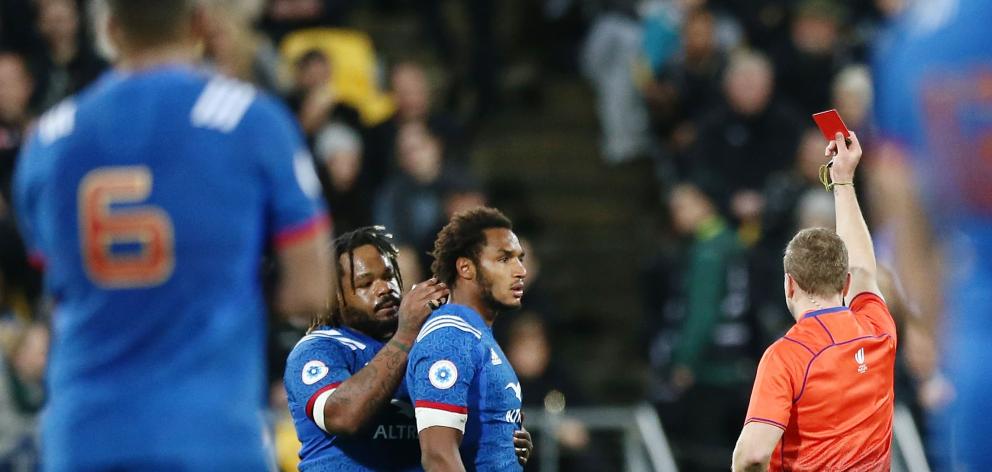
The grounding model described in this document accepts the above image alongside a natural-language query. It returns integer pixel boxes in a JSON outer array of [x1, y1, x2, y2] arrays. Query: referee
[[732, 131, 897, 471]]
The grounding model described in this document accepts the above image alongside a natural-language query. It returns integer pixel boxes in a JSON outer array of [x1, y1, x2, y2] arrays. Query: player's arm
[[420, 427, 467, 472], [253, 95, 336, 320], [732, 422, 784, 472], [317, 279, 448, 435], [408, 323, 481, 472], [274, 229, 332, 318], [870, 144, 941, 333], [827, 132, 881, 299]]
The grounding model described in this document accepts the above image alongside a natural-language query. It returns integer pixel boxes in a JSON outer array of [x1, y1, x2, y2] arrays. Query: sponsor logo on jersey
[[491, 348, 503, 365], [372, 424, 419, 440], [429, 360, 458, 389], [505, 382, 522, 401], [855, 347, 868, 374], [302, 360, 329, 385], [504, 409, 523, 424]]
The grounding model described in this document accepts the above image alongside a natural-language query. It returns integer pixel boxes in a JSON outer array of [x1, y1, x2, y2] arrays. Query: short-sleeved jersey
[[284, 326, 421, 471], [407, 304, 523, 471], [745, 293, 897, 471], [12, 66, 327, 470]]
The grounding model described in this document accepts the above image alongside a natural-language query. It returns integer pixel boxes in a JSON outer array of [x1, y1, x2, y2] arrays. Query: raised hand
[[826, 131, 863, 183], [395, 278, 448, 341]]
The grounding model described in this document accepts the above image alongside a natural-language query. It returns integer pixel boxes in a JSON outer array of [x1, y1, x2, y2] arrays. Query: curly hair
[[311, 226, 402, 331], [431, 207, 512, 287]]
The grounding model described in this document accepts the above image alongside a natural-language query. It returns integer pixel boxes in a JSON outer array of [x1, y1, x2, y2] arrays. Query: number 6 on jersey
[[78, 166, 175, 288]]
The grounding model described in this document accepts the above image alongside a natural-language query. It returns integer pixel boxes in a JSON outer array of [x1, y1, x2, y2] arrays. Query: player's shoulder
[[415, 308, 485, 346], [289, 328, 369, 362]]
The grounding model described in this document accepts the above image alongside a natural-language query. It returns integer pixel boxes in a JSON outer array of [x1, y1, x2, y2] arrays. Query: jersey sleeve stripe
[[422, 315, 481, 333], [305, 382, 341, 427], [415, 407, 468, 433], [27, 251, 46, 270], [416, 320, 482, 342], [745, 417, 787, 431], [414, 400, 468, 413], [294, 332, 367, 350], [274, 213, 331, 249]]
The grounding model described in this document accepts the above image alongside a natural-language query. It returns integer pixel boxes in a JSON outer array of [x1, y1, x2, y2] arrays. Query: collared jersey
[[745, 293, 897, 472], [284, 326, 421, 471], [13, 66, 327, 470], [406, 304, 523, 471]]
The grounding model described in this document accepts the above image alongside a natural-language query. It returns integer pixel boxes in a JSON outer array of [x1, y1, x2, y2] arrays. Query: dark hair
[[107, 0, 194, 48], [783, 227, 849, 297], [431, 207, 512, 286], [312, 226, 402, 330]]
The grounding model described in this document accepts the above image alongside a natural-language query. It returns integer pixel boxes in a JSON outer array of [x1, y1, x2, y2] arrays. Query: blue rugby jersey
[[13, 65, 327, 470], [284, 326, 421, 471], [406, 304, 523, 471]]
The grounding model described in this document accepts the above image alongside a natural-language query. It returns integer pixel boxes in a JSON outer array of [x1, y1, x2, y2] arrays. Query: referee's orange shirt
[[745, 292, 897, 472]]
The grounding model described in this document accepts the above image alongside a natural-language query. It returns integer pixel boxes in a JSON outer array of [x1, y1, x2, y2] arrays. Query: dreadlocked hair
[[431, 207, 512, 287], [310, 226, 402, 332]]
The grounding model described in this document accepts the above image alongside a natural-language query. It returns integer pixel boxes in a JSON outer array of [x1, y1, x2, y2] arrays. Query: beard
[[478, 269, 520, 315], [338, 303, 399, 341]]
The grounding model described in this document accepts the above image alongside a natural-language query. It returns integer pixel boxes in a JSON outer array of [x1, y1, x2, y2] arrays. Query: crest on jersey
[[855, 348, 868, 374], [490, 348, 503, 365], [429, 360, 458, 389], [302, 360, 329, 385]]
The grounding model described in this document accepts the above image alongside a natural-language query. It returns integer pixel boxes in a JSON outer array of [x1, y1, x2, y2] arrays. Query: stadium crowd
[[0, 0, 942, 470]]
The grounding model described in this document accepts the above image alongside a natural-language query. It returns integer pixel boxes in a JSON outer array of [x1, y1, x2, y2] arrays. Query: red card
[[812, 109, 851, 142]]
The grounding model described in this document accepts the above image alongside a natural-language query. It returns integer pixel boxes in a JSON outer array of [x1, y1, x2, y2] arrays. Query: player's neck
[[116, 44, 198, 72], [449, 288, 497, 327]]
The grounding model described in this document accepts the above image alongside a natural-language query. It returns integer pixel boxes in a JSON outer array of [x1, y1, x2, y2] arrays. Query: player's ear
[[456, 256, 475, 281], [784, 273, 795, 299], [842, 272, 852, 299]]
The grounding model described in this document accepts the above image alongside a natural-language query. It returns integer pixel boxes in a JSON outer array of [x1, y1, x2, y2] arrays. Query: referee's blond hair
[[783, 228, 849, 297]]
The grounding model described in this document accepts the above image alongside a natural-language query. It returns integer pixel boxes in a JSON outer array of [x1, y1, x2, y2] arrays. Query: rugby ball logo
[[429, 360, 458, 389], [302, 360, 329, 385], [855, 348, 868, 374]]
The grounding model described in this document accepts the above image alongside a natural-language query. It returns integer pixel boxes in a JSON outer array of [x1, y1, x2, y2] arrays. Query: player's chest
[[477, 343, 522, 418]]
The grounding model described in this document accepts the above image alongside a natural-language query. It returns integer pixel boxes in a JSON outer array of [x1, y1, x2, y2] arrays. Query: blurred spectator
[[0, 323, 47, 469], [365, 61, 465, 196], [0, 53, 34, 208], [654, 183, 755, 470], [750, 129, 833, 344], [373, 123, 448, 263], [831, 64, 873, 131], [683, 50, 802, 224], [312, 122, 371, 233], [770, 0, 851, 113], [284, 48, 360, 137], [643, 7, 728, 149], [416, 0, 498, 124], [583, 11, 652, 164], [33, 0, 107, 111], [202, 0, 282, 90]]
